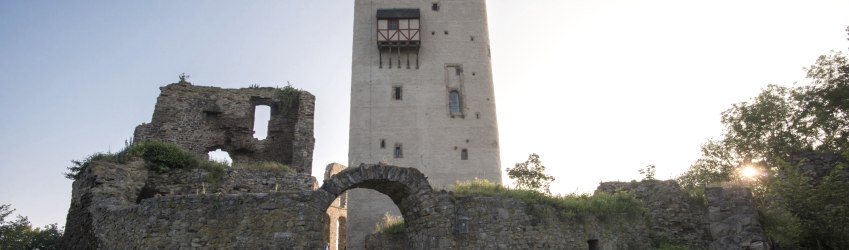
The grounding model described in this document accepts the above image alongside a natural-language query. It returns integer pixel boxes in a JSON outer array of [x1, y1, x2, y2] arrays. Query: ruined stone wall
[[450, 196, 650, 250], [61, 159, 324, 249], [98, 193, 323, 249], [143, 168, 316, 197], [706, 185, 769, 250], [596, 180, 710, 249], [62, 159, 768, 249], [133, 81, 315, 173], [365, 193, 650, 250]]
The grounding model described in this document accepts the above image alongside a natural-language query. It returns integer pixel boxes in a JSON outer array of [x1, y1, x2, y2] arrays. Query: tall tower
[[348, 0, 501, 248]]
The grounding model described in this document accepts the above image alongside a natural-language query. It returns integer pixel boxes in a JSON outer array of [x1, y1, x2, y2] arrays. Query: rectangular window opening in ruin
[[461, 148, 468, 160], [253, 105, 271, 140], [380, 139, 386, 149], [208, 149, 232, 166], [587, 239, 599, 250]]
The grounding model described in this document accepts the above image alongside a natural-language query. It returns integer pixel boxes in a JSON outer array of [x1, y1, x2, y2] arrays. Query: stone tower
[[348, 0, 502, 248]]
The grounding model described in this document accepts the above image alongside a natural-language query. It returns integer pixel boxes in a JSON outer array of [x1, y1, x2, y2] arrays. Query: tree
[[676, 49, 849, 248], [0, 204, 63, 250], [638, 165, 657, 180], [506, 153, 555, 194]]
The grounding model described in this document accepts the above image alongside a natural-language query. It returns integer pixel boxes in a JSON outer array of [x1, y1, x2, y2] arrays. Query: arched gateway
[[313, 163, 442, 248]]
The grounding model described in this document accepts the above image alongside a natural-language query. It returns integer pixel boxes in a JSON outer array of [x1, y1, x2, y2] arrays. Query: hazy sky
[[0, 0, 847, 228]]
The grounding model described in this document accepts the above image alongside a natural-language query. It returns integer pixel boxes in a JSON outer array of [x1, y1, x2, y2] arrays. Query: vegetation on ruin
[[0, 204, 62, 250], [676, 46, 849, 248], [65, 140, 228, 183], [374, 213, 405, 234], [233, 161, 295, 173], [276, 83, 302, 113], [505, 153, 556, 194], [452, 179, 645, 221]]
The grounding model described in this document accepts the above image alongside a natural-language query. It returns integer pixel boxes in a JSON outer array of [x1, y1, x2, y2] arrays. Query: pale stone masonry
[[348, 0, 503, 248]]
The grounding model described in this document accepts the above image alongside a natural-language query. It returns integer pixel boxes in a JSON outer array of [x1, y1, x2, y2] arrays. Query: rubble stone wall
[[596, 180, 710, 249], [133, 81, 315, 173], [61, 159, 769, 250], [706, 185, 769, 250], [60, 160, 324, 250]]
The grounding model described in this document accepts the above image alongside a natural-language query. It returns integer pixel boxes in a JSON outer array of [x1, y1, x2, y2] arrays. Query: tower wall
[[348, 0, 502, 248]]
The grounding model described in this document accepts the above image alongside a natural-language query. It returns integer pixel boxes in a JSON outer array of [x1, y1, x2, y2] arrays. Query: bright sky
[[0, 0, 846, 228]]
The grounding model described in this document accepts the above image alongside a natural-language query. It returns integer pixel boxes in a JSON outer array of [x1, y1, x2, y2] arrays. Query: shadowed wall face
[[134, 81, 315, 173]]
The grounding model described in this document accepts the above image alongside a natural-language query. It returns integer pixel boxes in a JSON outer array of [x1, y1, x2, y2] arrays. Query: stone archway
[[313, 163, 439, 248]]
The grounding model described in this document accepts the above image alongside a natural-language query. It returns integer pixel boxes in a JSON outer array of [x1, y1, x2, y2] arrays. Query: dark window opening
[[393, 86, 402, 100], [461, 149, 468, 160], [253, 105, 271, 140], [380, 139, 386, 149], [432, 31, 435, 35], [444, 30, 449, 35], [432, 3, 439, 11], [475, 112, 480, 119], [394, 144, 403, 158], [204, 111, 221, 121], [587, 239, 599, 250], [388, 19, 399, 30], [470, 36, 475, 41], [449, 90, 462, 114]]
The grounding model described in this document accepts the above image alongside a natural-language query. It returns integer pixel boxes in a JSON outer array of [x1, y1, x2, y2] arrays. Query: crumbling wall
[[133, 80, 315, 173], [706, 185, 769, 250], [142, 168, 316, 197], [365, 192, 649, 250], [60, 160, 324, 249], [596, 180, 710, 249], [450, 196, 649, 250]]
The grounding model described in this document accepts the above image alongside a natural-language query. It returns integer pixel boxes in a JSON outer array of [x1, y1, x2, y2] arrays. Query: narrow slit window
[[461, 149, 468, 160], [394, 144, 403, 158], [393, 86, 402, 100], [380, 139, 386, 149], [449, 90, 462, 114]]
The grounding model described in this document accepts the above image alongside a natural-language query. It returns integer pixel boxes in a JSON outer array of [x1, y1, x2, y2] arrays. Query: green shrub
[[128, 141, 199, 172], [452, 179, 645, 221], [374, 213, 405, 234], [65, 140, 229, 183], [276, 84, 301, 113]]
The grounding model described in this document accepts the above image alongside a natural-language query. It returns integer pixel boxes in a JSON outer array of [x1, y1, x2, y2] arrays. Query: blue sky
[[1, 0, 847, 227]]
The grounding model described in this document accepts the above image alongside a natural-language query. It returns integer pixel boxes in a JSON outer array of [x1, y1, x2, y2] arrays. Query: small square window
[[432, 3, 439, 11], [394, 144, 403, 158], [388, 19, 399, 30]]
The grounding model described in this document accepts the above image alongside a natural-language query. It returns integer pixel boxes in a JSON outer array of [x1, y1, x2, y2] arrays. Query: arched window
[[449, 90, 461, 114]]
